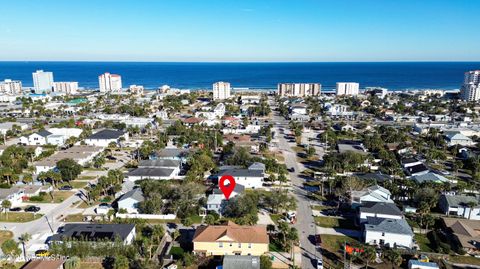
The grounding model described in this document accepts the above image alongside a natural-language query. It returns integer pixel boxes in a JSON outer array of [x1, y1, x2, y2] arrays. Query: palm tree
[[363, 246, 376, 269], [385, 249, 402, 269], [18, 233, 31, 261], [1, 200, 11, 220]]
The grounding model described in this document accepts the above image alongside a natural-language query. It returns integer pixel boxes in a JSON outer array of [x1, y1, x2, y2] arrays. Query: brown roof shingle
[[192, 221, 269, 244]]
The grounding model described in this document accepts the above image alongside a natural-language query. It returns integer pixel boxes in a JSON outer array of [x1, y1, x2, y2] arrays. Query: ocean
[[0, 61, 479, 91]]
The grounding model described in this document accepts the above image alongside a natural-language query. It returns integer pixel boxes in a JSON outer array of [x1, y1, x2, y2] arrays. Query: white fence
[[115, 213, 176, 220]]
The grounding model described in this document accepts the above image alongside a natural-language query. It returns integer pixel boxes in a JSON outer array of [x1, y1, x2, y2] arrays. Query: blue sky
[[0, 0, 478, 62]]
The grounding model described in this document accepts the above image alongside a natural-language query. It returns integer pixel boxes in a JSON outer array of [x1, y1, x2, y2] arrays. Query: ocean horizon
[[0, 61, 479, 91]]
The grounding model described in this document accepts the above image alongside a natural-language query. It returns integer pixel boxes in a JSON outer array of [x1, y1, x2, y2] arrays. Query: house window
[[382, 232, 385, 236], [219, 242, 223, 248], [248, 243, 252, 248], [238, 243, 241, 248], [230, 243, 233, 247]]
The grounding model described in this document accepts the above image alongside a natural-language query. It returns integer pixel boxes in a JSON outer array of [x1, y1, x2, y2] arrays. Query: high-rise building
[[98, 73, 122, 92], [461, 70, 480, 102], [277, 83, 321, 97], [213, 81, 231, 100], [0, 79, 22, 94], [32, 70, 54, 93], [53, 82, 79, 95], [336, 82, 360, 96]]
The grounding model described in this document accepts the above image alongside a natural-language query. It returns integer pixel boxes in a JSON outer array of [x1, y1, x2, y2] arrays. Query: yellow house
[[192, 221, 269, 256]]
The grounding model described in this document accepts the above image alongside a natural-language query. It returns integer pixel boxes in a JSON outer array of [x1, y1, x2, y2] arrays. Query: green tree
[[1, 239, 21, 260], [385, 249, 402, 269], [113, 255, 129, 269], [260, 255, 273, 269], [56, 158, 83, 181], [362, 246, 376, 269]]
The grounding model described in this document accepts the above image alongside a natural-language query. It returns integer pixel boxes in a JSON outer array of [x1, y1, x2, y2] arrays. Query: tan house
[[192, 221, 269, 256], [443, 218, 480, 253]]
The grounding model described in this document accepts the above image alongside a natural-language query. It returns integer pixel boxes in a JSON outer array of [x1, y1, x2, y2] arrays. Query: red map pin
[[219, 175, 236, 200]]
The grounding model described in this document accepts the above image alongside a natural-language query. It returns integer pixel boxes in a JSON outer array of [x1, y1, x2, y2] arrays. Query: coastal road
[[273, 112, 319, 269]]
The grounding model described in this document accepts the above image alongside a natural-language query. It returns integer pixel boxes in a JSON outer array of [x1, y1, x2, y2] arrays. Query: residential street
[[273, 112, 319, 269]]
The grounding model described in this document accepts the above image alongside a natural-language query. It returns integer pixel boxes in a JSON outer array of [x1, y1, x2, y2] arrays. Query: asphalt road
[[273, 112, 319, 269]]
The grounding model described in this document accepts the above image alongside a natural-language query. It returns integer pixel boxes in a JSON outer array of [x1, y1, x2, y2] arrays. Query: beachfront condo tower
[[461, 70, 480, 102], [32, 70, 54, 94], [99, 72, 122, 93], [213, 81, 231, 100]]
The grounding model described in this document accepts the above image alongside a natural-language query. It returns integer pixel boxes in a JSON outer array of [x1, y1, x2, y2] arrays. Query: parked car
[[9, 207, 22, 212], [59, 185, 73, 191], [35, 249, 50, 257], [25, 206, 40, 212], [316, 258, 323, 269]]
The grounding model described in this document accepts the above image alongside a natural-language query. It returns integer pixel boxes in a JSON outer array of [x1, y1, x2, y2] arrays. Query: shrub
[[29, 196, 44, 202]]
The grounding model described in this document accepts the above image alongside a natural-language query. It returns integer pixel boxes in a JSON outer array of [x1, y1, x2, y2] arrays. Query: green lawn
[[321, 234, 360, 254], [270, 214, 282, 225], [315, 216, 356, 230], [269, 242, 283, 252], [79, 262, 104, 269], [64, 213, 86, 222], [449, 255, 480, 266], [311, 205, 335, 211], [77, 200, 100, 209], [169, 246, 185, 259], [78, 176, 96, 180], [414, 233, 434, 252], [188, 214, 203, 224], [0, 212, 43, 222], [60, 181, 88, 189], [31, 191, 74, 203]]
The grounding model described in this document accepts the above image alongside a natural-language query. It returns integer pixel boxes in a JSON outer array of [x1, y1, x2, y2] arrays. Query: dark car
[[59, 185, 73, 191], [25, 206, 41, 212], [9, 207, 22, 212], [315, 234, 322, 247], [289, 167, 295, 172]]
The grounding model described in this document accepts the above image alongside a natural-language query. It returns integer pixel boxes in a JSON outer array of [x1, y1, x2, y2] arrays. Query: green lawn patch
[[30, 191, 74, 203], [61, 181, 88, 189], [0, 212, 43, 222], [320, 234, 359, 255], [269, 242, 283, 252], [315, 216, 356, 230], [449, 255, 480, 266], [311, 205, 335, 211], [415, 233, 434, 252], [0, 230, 13, 245], [169, 246, 185, 259], [270, 214, 282, 225]]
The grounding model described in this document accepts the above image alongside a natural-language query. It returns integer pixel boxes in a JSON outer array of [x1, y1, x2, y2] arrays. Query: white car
[[316, 258, 323, 269]]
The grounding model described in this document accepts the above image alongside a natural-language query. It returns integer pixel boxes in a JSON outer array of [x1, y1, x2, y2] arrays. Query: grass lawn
[[77, 200, 100, 209], [0, 230, 13, 244], [169, 246, 185, 259], [321, 234, 359, 252], [79, 262, 104, 269], [64, 214, 85, 222], [311, 205, 334, 211], [315, 216, 356, 230], [60, 181, 88, 189], [188, 214, 203, 224], [34, 191, 74, 203], [0, 212, 43, 222], [414, 233, 434, 252], [449, 255, 480, 266], [78, 176, 96, 180]]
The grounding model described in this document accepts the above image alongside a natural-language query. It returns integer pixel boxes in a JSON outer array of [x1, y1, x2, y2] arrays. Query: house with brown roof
[[192, 221, 269, 256], [442, 218, 480, 253]]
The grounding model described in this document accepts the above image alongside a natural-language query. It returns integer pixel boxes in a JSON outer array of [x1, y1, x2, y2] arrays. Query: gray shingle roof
[[127, 167, 175, 177], [218, 169, 264, 178], [87, 129, 125, 140], [223, 255, 260, 269], [442, 194, 478, 207], [37, 130, 52, 137], [138, 159, 180, 168], [119, 188, 144, 203], [364, 217, 413, 235], [359, 202, 402, 216], [50, 224, 135, 242]]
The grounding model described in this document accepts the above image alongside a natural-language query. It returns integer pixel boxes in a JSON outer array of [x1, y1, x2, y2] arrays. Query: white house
[[439, 194, 480, 220], [445, 132, 475, 147], [363, 217, 414, 248], [33, 145, 103, 174], [85, 129, 128, 147], [351, 185, 393, 208], [0, 187, 25, 207], [0, 122, 28, 135], [408, 260, 439, 269], [20, 128, 82, 146], [126, 167, 179, 182], [290, 104, 307, 115], [118, 188, 145, 214], [217, 169, 264, 189]]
